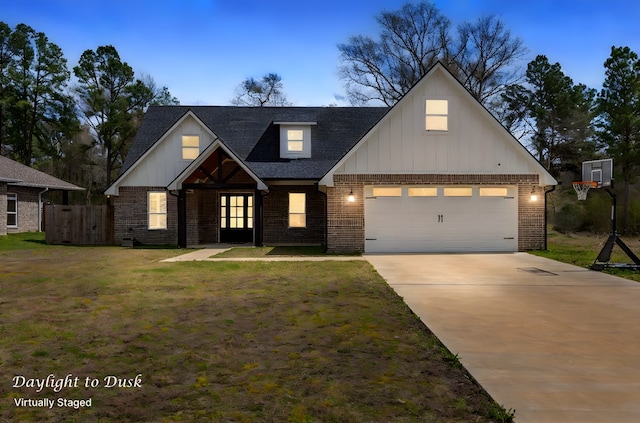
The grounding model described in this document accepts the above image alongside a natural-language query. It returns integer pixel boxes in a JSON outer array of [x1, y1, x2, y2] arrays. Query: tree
[[338, 1, 450, 106], [596, 46, 640, 232], [337, 1, 527, 107], [501, 55, 597, 175], [0, 23, 76, 165], [73, 45, 155, 187], [231, 73, 290, 106], [452, 15, 527, 105]]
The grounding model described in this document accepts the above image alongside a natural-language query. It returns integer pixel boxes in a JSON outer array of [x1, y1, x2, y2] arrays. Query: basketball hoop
[[573, 181, 597, 201]]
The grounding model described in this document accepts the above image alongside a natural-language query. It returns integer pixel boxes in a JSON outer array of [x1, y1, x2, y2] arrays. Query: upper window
[[182, 135, 200, 160], [425, 99, 448, 131], [287, 129, 305, 152], [277, 123, 314, 159], [289, 193, 306, 228], [7, 193, 17, 228], [148, 192, 167, 230]]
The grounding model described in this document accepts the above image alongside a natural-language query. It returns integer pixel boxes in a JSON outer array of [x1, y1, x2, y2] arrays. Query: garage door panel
[[365, 186, 517, 253]]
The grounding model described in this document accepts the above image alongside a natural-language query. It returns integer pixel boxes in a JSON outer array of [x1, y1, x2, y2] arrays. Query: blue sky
[[1, 0, 639, 106]]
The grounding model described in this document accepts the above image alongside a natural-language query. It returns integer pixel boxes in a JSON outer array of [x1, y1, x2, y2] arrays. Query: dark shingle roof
[[121, 106, 389, 180], [0, 155, 84, 190]]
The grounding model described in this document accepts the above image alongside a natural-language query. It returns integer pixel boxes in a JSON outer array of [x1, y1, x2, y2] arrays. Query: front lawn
[[0, 234, 509, 422]]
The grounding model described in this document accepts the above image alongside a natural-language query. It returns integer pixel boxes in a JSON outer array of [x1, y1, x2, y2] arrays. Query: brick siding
[[327, 174, 545, 253], [262, 185, 326, 245], [113, 187, 178, 245], [6, 186, 41, 233]]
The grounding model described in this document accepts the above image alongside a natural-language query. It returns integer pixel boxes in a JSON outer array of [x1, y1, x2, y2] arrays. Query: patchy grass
[[530, 230, 640, 282], [0, 235, 509, 422]]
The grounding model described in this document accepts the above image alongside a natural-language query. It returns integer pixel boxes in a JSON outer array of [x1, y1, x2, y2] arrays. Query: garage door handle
[[438, 214, 444, 223], [366, 238, 377, 241], [504, 237, 514, 239]]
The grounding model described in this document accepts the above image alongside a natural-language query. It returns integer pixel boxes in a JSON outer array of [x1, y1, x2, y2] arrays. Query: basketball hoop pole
[[591, 184, 640, 271]]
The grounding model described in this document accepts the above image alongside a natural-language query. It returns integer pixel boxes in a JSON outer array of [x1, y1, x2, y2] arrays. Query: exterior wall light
[[348, 190, 355, 202], [530, 187, 538, 202]]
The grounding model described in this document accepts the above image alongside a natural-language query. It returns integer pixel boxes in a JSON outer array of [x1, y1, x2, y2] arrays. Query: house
[[0, 155, 84, 235], [105, 62, 556, 252]]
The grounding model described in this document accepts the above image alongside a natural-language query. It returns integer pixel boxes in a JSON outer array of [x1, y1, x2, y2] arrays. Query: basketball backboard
[[582, 159, 613, 187]]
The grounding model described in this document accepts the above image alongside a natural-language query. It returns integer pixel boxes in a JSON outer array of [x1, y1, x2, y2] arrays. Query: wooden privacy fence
[[44, 204, 114, 245]]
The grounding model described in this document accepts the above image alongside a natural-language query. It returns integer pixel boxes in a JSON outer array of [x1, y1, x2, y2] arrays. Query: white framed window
[[443, 187, 472, 197], [287, 129, 304, 152], [425, 99, 448, 131], [278, 124, 313, 158], [148, 192, 167, 229], [7, 193, 17, 228], [372, 187, 402, 197], [289, 193, 306, 228], [182, 135, 200, 160], [408, 187, 438, 197]]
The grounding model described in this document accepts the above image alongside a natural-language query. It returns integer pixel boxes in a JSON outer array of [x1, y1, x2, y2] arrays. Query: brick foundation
[[327, 174, 546, 253]]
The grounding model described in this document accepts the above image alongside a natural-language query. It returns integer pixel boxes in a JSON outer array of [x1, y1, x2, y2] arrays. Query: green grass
[[0, 231, 48, 251], [0, 234, 507, 422], [530, 230, 640, 282]]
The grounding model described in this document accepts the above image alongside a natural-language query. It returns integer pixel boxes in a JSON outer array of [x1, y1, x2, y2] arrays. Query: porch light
[[530, 187, 538, 202], [348, 190, 355, 203]]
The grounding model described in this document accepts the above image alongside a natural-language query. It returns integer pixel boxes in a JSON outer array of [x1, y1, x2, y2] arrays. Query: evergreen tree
[[596, 46, 640, 232]]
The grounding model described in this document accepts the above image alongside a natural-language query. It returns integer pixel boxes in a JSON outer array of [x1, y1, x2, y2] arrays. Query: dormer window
[[276, 122, 315, 159], [287, 129, 304, 152], [182, 135, 200, 160]]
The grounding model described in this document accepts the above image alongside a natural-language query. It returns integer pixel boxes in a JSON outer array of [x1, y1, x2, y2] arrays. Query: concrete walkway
[[365, 253, 640, 423], [161, 245, 365, 262]]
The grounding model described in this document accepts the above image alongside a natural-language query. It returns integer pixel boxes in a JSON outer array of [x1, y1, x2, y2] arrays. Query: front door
[[220, 194, 253, 243]]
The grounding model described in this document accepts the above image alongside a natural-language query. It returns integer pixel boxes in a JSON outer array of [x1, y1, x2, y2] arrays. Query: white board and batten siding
[[332, 67, 553, 181], [364, 185, 518, 253], [117, 115, 215, 189]]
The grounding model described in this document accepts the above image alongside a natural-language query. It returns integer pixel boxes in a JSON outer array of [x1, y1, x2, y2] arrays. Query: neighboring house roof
[[0, 155, 84, 191], [120, 106, 390, 181]]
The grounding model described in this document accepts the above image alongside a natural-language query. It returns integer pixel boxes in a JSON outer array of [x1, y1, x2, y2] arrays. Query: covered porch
[[169, 141, 268, 248]]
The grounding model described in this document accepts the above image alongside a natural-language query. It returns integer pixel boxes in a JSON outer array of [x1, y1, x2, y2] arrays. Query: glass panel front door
[[220, 194, 253, 243]]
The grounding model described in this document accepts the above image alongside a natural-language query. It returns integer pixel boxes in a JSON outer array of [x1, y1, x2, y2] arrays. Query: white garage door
[[364, 185, 517, 253]]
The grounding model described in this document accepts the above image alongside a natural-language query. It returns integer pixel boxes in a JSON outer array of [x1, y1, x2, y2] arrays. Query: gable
[[320, 64, 556, 187], [106, 112, 217, 195]]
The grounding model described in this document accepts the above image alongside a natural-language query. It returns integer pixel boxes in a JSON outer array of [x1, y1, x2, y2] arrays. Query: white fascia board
[[105, 110, 214, 196], [167, 139, 268, 191]]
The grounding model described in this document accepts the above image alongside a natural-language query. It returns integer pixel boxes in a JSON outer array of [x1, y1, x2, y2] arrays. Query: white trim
[[7, 193, 17, 228]]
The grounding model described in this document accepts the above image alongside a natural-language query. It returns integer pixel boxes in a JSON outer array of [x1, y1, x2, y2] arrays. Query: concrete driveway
[[365, 253, 640, 423]]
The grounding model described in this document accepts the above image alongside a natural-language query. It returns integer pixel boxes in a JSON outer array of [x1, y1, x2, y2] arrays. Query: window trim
[[148, 192, 167, 230], [288, 192, 306, 228], [425, 99, 449, 132], [181, 135, 200, 160], [279, 125, 312, 159], [7, 193, 17, 228]]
